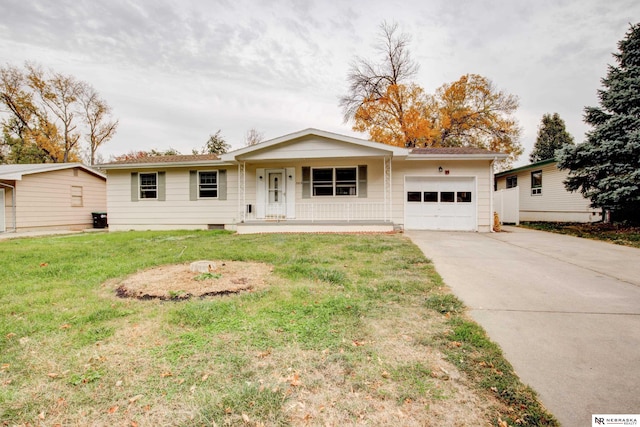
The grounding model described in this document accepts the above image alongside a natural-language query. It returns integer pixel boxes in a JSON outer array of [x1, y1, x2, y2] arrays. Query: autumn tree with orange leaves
[[0, 63, 118, 164], [341, 23, 523, 167]]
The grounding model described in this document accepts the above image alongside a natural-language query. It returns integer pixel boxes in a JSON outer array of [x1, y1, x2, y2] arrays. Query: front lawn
[[521, 222, 640, 249], [0, 231, 556, 426]]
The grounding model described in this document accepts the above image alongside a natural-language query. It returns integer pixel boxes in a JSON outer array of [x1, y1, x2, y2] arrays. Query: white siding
[[12, 168, 106, 230], [239, 135, 392, 160], [106, 158, 496, 232], [106, 167, 238, 231], [496, 163, 600, 223]]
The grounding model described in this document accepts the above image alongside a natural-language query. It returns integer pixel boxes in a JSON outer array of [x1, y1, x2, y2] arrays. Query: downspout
[[489, 157, 497, 233], [0, 182, 16, 233]]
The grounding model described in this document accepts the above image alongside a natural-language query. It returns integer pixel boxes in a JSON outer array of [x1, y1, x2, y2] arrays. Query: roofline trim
[[495, 158, 556, 177]]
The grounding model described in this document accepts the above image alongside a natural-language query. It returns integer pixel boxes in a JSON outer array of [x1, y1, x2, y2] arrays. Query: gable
[[234, 135, 398, 161]]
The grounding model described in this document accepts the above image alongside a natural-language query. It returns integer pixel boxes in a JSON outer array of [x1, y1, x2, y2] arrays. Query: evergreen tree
[[530, 113, 574, 162], [193, 130, 231, 155], [557, 23, 640, 222]]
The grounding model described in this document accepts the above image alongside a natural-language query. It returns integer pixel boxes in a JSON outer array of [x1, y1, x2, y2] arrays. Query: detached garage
[[405, 177, 476, 230]]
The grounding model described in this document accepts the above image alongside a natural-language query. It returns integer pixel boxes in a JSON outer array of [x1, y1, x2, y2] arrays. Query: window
[[506, 176, 517, 189], [71, 186, 83, 207], [335, 168, 357, 196], [199, 171, 218, 198], [457, 192, 472, 203], [407, 192, 421, 202], [531, 170, 542, 195], [423, 192, 438, 202], [139, 173, 157, 199], [312, 167, 357, 196], [440, 192, 455, 203]]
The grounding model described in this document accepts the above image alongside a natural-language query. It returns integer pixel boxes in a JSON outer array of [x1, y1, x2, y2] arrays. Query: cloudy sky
[[0, 0, 638, 165]]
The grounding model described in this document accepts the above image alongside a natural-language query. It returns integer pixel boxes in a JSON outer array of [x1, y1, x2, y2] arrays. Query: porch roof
[[221, 128, 409, 162], [0, 163, 105, 180]]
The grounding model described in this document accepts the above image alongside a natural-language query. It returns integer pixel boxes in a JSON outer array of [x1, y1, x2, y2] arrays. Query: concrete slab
[[406, 227, 640, 427]]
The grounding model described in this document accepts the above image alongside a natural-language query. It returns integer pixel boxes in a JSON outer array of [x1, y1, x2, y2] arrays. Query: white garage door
[[405, 177, 476, 230]]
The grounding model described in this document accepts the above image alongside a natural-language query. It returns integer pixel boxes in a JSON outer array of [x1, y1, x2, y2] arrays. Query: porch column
[[238, 162, 246, 222], [384, 156, 392, 222]]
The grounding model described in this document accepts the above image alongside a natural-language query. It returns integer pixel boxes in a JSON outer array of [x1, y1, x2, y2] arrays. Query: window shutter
[[158, 171, 166, 201], [130, 172, 138, 202], [358, 165, 367, 198], [302, 167, 310, 199], [218, 169, 227, 200], [189, 170, 197, 201]]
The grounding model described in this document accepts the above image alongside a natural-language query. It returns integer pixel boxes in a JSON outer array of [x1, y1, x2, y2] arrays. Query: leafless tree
[[339, 21, 419, 123], [79, 82, 118, 165], [244, 128, 264, 146]]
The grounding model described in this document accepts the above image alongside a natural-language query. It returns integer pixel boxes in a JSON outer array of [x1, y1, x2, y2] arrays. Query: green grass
[[521, 221, 640, 248], [0, 230, 557, 426]]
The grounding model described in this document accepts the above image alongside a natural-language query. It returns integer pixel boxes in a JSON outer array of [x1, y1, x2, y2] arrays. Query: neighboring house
[[99, 128, 506, 233], [0, 163, 107, 233], [494, 159, 601, 223]]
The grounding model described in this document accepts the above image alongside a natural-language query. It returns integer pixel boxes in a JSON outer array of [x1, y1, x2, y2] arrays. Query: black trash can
[[92, 212, 108, 229]]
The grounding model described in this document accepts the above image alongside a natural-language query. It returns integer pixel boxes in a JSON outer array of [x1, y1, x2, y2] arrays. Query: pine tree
[[557, 23, 640, 222], [530, 113, 574, 162]]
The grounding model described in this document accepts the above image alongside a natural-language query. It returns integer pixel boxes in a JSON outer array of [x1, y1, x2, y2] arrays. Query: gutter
[[0, 181, 16, 233], [490, 157, 497, 233]]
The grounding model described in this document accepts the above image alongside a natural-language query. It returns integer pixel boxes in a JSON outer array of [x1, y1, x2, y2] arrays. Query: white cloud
[[1, 0, 639, 164]]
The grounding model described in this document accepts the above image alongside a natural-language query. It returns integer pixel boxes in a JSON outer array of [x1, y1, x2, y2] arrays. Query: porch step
[[236, 221, 395, 235]]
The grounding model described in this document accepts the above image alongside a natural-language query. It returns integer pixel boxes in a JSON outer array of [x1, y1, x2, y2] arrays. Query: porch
[[236, 220, 396, 234], [237, 201, 395, 234]]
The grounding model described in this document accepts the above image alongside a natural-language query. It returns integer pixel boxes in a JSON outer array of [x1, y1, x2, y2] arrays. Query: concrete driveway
[[406, 226, 640, 427]]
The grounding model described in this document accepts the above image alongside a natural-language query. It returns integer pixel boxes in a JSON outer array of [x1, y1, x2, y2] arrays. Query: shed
[[0, 163, 107, 233]]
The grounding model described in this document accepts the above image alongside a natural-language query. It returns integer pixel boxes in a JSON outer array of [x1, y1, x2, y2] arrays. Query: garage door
[[405, 177, 476, 230]]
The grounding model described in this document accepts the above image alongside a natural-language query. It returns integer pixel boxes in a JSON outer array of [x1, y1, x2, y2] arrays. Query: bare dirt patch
[[114, 261, 272, 300]]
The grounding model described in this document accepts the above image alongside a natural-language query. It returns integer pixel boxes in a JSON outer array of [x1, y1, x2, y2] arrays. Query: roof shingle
[[100, 154, 220, 165]]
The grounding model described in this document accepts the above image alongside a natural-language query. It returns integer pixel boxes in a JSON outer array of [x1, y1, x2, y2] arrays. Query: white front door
[[266, 170, 286, 218], [0, 189, 5, 232]]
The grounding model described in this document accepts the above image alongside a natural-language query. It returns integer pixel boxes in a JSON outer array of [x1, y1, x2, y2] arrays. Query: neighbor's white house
[[99, 128, 507, 233], [0, 163, 107, 233], [494, 158, 601, 223]]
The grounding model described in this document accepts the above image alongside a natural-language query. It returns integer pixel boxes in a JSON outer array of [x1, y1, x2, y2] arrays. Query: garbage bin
[[92, 212, 108, 229]]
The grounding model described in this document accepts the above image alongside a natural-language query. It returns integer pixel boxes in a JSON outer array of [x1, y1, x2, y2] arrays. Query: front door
[[266, 170, 285, 218]]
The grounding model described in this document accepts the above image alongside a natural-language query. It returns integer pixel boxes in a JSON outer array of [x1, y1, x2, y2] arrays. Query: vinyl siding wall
[[106, 167, 238, 231], [496, 163, 600, 222], [106, 158, 496, 231], [392, 160, 494, 231], [12, 168, 106, 230]]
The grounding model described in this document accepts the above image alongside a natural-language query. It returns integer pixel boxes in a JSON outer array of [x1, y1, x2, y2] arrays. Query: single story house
[[0, 163, 107, 233], [99, 128, 507, 233], [494, 159, 601, 223]]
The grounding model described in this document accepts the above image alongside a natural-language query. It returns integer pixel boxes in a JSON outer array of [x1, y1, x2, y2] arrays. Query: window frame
[[506, 175, 518, 189], [198, 170, 219, 199], [139, 172, 158, 200], [457, 191, 472, 203], [71, 185, 83, 207], [311, 166, 358, 197], [531, 170, 542, 196]]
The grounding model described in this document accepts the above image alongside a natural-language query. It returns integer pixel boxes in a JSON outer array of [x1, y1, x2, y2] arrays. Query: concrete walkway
[[0, 228, 105, 240], [406, 226, 640, 427]]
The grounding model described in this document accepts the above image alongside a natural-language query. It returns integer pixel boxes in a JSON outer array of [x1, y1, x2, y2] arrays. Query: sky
[[0, 0, 638, 166]]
